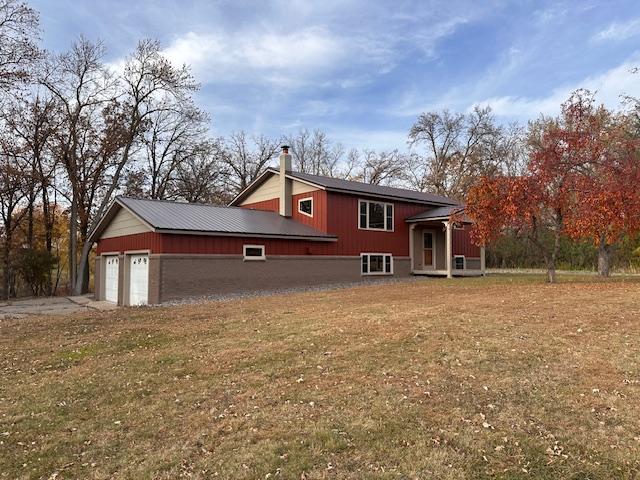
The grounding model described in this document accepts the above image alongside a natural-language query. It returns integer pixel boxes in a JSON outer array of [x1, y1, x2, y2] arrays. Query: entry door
[[129, 254, 149, 306], [423, 232, 435, 268], [104, 256, 119, 303]]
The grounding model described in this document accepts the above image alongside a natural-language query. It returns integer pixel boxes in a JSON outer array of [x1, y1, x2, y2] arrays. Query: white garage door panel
[[104, 256, 119, 303], [129, 254, 149, 306]]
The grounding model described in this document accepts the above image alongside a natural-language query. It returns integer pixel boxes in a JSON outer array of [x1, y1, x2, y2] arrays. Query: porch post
[[480, 246, 486, 275], [444, 221, 452, 278], [409, 224, 415, 273]]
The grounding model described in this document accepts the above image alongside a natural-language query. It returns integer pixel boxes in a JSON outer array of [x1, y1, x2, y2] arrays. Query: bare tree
[[174, 140, 228, 204], [43, 37, 199, 294], [407, 106, 503, 199], [142, 100, 209, 199], [0, 138, 27, 299], [222, 131, 278, 194], [285, 129, 345, 176], [350, 149, 407, 186], [0, 0, 40, 93]]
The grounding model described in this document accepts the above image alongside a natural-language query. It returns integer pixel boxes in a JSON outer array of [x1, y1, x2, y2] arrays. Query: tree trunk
[[546, 262, 556, 283], [68, 194, 78, 293], [73, 239, 92, 295], [2, 227, 11, 300], [597, 234, 611, 278]]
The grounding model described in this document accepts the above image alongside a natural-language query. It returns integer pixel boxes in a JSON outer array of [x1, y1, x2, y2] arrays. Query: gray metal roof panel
[[282, 170, 459, 206], [116, 196, 336, 240], [406, 205, 469, 222]]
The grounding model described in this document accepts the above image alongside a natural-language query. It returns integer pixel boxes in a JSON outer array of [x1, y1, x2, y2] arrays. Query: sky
[[30, 0, 640, 150]]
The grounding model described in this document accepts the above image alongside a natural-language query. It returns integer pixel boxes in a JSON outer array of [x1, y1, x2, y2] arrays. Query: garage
[[129, 254, 149, 306], [104, 256, 119, 303]]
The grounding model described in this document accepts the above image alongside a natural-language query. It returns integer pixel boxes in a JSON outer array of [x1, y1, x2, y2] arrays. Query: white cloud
[[593, 18, 640, 42], [160, 27, 389, 87], [473, 57, 640, 118]]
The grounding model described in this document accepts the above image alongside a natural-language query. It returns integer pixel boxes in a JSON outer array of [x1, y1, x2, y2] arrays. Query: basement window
[[454, 255, 465, 270], [298, 197, 313, 217], [243, 245, 265, 261], [361, 253, 393, 275], [358, 200, 394, 231]]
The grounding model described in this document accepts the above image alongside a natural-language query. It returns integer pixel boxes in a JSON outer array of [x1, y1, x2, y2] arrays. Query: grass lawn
[[1, 274, 640, 479]]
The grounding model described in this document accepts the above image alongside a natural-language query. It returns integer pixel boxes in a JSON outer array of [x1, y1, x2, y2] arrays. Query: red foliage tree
[[466, 90, 640, 281]]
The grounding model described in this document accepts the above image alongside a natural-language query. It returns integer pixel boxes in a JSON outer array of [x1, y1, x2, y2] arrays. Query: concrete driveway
[[0, 295, 118, 319]]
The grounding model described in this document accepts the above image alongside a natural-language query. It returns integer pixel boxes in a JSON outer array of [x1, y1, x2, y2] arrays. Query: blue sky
[[31, 0, 640, 150]]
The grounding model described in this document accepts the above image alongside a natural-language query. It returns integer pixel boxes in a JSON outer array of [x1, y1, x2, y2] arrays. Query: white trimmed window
[[454, 255, 465, 270], [243, 245, 265, 261], [361, 253, 393, 275], [358, 199, 394, 231], [298, 197, 313, 217]]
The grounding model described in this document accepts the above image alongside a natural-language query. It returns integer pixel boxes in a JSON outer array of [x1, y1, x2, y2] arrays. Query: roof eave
[[154, 228, 338, 242]]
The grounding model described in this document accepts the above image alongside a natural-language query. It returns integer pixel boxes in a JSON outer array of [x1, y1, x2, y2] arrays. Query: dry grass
[[1, 274, 640, 479]]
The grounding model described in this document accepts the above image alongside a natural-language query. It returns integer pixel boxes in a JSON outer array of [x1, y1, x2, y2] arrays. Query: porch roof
[[405, 205, 472, 223]]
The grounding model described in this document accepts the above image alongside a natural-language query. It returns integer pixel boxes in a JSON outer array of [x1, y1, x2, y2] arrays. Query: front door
[[423, 231, 435, 268]]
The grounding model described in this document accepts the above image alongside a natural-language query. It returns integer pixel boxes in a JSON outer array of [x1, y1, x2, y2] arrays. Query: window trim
[[361, 253, 394, 276], [297, 196, 314, 217], [243, 244, 266, 261], [358, 199, 394, 232], [454, 255, 466, 270], [453, 222, 465, 230]]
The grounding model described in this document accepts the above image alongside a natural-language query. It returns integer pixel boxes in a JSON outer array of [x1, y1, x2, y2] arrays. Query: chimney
[[279, 145, 292, 217]]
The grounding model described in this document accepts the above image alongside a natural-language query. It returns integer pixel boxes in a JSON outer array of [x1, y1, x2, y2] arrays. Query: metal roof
[[91, 196, 337, 242], [229, 168, 460, 207], [405, 205, 470, 223]]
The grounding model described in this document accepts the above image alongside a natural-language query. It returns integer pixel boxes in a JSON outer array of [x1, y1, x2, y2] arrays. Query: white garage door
[[129, 254, 149, 306], [104, 256, 119, 303]]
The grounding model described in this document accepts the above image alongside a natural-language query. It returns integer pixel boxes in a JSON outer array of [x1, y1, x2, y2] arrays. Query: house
[[89, 146, 484, 306]]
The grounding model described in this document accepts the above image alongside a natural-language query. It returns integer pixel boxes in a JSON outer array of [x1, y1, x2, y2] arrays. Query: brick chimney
[[279, 145, 292, 217]]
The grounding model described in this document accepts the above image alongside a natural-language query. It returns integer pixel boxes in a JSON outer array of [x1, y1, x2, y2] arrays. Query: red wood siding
[[159, 234, 335, 255], [292, 190, 328, 232], [242, 191, 328, 233], [97, 232, 336, 256], [241, 198, 279, 213], [326, 192, 426, 256], [97, 232, 163, 254], [453, 225, 481, 257]]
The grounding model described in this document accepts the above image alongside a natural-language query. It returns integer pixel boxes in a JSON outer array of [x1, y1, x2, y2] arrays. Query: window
[[298, 197, 313, 217], [361, 253, 393, 275], [358, 200, 393, 231], [243, 244, 265, 261], [454, 255, 465, 270]]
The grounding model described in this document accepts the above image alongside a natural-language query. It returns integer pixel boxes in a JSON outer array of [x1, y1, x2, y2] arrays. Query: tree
[[43, 37, 199, 294], [141, 98, 209, 200], [0, 0, 40, 93], [0, 143, 27, 298], [407, 106, 504, 199], [222, 131, 278, 195], [349, 149, 406, 186], [285, 129, 345, 177], [174, 140, 228, 204], [557, 92, 640, 276]]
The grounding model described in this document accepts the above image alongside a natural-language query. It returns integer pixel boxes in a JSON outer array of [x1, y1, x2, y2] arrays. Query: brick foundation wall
[[155, 255, 411, 303]]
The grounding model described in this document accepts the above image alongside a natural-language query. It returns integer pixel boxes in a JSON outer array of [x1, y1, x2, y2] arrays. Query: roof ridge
[[286, 171, 458, 205]]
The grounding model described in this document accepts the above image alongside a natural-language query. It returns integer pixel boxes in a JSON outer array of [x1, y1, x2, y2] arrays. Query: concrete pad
[[88, 301, 119, 311], [67, 295, 92, 305], [0, 295, 119, 317]]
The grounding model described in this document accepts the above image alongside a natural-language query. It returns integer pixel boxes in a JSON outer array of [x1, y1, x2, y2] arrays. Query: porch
[[406, 207, 485, 278]]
